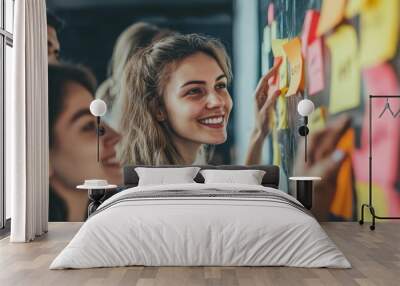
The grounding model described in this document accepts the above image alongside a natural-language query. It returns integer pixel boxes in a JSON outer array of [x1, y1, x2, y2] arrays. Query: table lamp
[[89, 99, 107, 162]]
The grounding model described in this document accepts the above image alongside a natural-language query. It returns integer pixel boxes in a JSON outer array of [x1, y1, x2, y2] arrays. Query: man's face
[[48, 26, 60, 64]]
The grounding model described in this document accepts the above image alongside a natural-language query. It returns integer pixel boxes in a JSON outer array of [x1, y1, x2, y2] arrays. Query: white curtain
[[7, 0, 48, 242]]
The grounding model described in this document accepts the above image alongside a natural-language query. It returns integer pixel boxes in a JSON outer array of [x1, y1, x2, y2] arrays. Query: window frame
[[0, 0, 14, 232]]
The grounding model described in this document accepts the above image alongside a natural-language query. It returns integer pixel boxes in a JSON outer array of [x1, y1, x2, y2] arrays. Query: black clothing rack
[[359, 95, 400, 230]]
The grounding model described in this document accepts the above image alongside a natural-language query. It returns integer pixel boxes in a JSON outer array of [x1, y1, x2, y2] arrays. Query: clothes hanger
[[393, 98, 400, 117], [378, 98, 396, 118], [394, 107, 400, 118]]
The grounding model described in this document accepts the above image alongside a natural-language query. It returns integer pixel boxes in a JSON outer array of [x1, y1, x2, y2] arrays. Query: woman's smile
[[198, 114, 226, 129]]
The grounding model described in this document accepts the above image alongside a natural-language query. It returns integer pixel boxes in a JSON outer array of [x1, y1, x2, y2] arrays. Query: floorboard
[[0, 222, 399, 286]]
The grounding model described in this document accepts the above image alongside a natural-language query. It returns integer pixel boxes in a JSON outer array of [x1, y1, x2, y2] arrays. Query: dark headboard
[[123, 165, 280, 189]]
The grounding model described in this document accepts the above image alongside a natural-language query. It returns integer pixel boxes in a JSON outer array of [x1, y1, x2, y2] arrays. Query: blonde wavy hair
[[96, 22, 174, 127], [118, 34, 232, 165]]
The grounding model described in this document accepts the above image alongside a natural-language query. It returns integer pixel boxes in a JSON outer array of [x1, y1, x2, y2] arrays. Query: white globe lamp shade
[[90, 99, 107, 117], [297, 99, 315, 116]]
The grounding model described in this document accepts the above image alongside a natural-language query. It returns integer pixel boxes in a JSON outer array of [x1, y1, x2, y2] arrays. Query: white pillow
[[200, 169, 266, 185], [135, 167, 201, 186]]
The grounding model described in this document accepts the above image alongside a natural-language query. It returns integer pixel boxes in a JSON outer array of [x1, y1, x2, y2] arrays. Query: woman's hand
[[253, 58, 282, 140], [245, 59, 282, 165], [294, 115, 352, 220]]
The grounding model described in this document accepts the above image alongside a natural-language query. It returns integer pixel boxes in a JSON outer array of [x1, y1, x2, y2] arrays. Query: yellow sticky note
[[272, 134, 281, 166], [356, 182, 389, 222], [317, 0, 346, 36], [345, 0, 362, 18], [308, 107, 326, 134], [276, 95, 288, 130], [360, 0, 399, 68], [326, 25, 360, 114], [270, 110, 280, 165], [272, 39, 289, 92], [282, 37, 304, 97]]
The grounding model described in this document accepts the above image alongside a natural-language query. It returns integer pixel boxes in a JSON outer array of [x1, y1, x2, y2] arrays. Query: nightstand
[[289, 176, 321, 210], [77, 184, 117, 216]]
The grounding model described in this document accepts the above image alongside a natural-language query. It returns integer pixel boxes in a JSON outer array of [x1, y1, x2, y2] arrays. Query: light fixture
[[90, 99, 107, 162], [297, 98, 315, 162]]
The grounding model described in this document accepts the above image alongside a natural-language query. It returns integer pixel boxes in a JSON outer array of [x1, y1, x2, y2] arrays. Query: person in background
[[47, 9, 63, 64], [48, 63, 123, 221], [96, 22, 175, 131]]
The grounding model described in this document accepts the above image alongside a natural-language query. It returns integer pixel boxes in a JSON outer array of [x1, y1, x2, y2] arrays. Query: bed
[[50, 165, 351, 269]]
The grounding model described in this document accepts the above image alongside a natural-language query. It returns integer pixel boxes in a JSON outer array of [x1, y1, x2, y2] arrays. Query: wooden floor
[[0, 222, 399, 286]]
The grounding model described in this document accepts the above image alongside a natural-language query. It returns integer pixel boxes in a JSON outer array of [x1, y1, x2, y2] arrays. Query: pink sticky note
[[301, 10, 320, 56], [267, 3, 274, 25], [306, 38, 324, 95], [362, 63, 400, 95], [352, 63, 400, 186]]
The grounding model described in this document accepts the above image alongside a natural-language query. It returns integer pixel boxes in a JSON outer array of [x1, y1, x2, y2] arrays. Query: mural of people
[[48, 64, 122, 221], [46, 9, 62, 64], [45, 0, 400, 222]]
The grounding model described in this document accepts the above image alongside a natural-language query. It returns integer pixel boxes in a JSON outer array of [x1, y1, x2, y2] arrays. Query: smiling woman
[[48, 64, 123, 221], [118, 33, 281, 166], [118, 34, 233, 165], [162, 52, 232, 163]]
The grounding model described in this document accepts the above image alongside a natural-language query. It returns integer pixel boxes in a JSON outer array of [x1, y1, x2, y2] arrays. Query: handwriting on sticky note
[[317, 0, 346, 36], [326, 25, 360, 114], [272, 39, 289, 91], [283, 37, 303, 96], [360, 0, 399, 68]]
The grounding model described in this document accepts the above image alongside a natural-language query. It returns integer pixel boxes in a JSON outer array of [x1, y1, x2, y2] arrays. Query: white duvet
[[50, 183, 351, 269]]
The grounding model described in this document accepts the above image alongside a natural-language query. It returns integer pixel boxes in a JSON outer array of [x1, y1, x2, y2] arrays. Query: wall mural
[[260, 0, 400, 223], [46, 1, 239, 221], [47, 0, 400, 223]]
